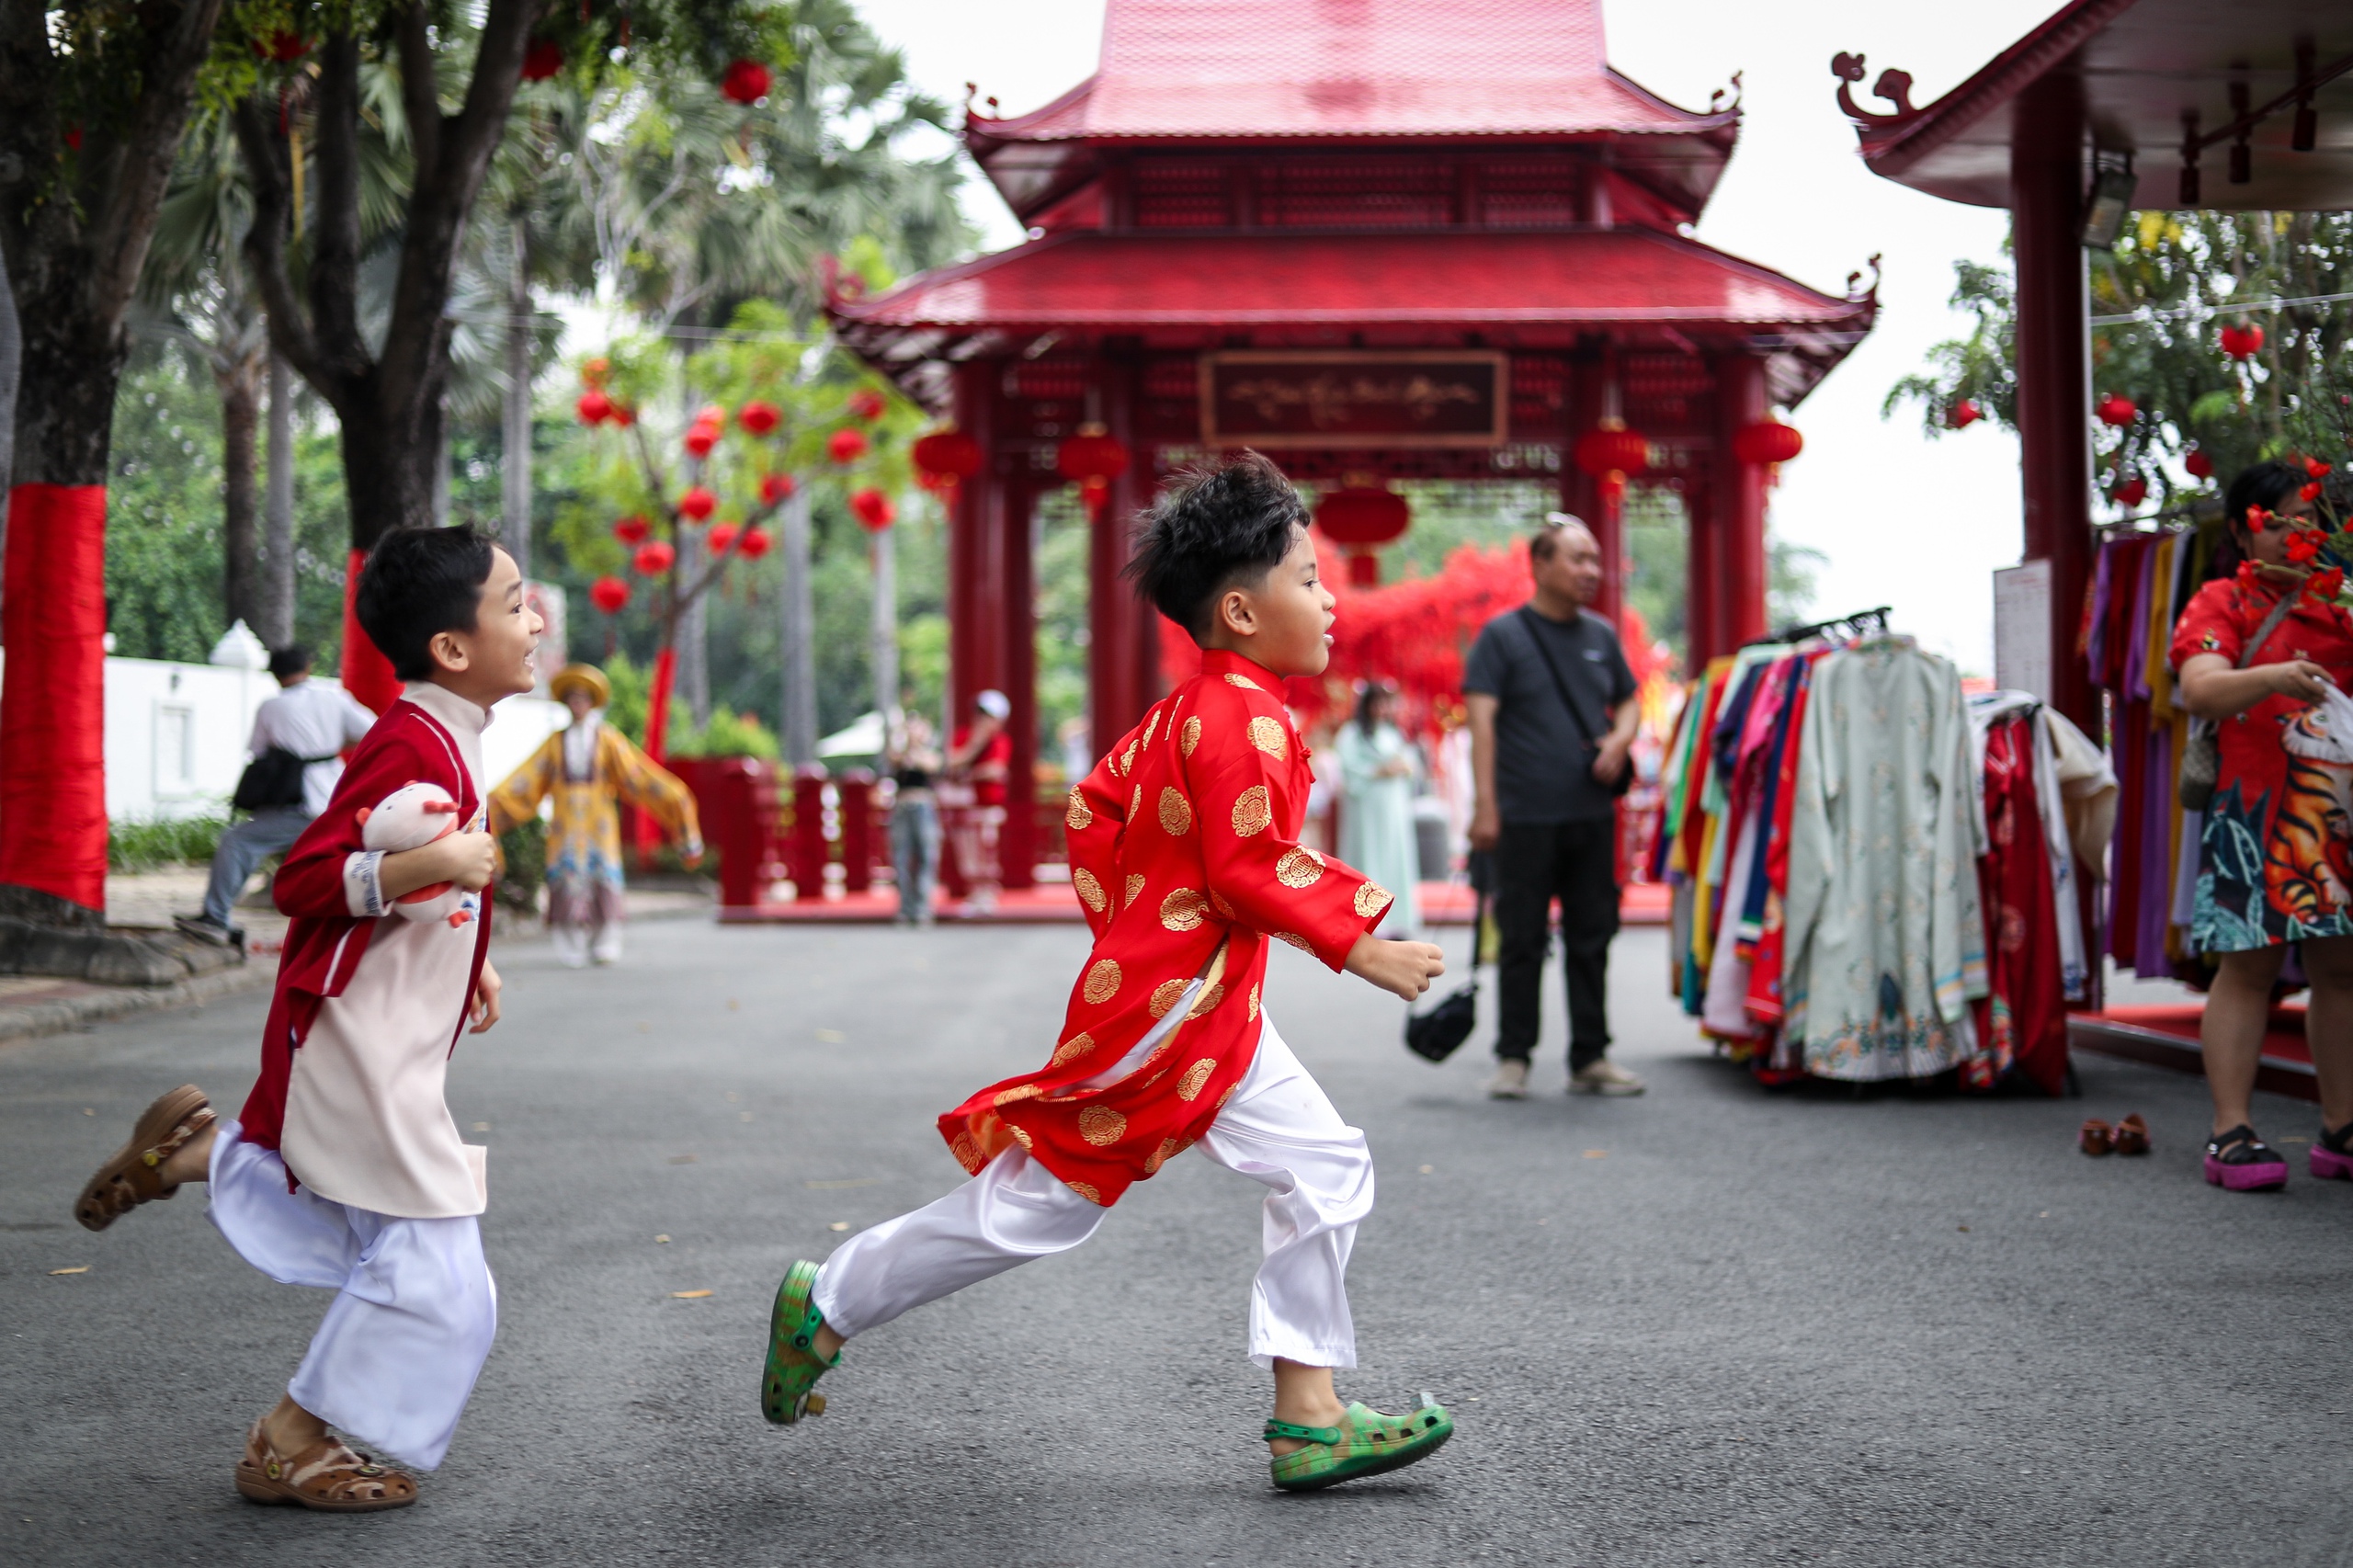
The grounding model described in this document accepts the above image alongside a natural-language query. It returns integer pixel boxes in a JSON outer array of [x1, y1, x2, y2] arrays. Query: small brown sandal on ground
[[2112, 1114, 2152, 1156], [234, 1420, 418, 1513], [74, 1085, 216, 1233], [2079, 1119, 2115, 1156]]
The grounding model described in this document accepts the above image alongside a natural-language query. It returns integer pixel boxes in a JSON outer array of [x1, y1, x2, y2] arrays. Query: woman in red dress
[[2171, 460, 2353, 1189]]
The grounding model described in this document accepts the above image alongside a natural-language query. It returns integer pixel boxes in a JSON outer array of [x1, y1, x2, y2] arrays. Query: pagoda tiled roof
[[830, 227, 1872, 408], [973, 0, 1732, 142]]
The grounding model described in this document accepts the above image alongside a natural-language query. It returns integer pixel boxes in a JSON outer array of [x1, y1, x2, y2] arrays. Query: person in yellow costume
[[487, 664, 703, 968]]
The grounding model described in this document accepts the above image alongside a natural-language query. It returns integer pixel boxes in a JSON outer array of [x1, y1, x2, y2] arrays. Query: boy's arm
[[1188, 700, 1390, 971], [1063, 735, 1133, 939], [274, 729, 494, 917]]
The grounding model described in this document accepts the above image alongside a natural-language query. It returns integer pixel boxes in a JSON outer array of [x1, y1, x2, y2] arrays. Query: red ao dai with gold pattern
[[937, 649, 1392, 1207]]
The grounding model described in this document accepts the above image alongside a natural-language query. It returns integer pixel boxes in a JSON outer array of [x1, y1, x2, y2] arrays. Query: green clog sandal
[[761, 1260, 838, 1425], [1266, 1394, 1454, 1491]]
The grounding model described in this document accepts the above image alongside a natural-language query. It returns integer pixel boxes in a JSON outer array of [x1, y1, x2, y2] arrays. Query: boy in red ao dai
[[763, 454, 1458, 1490], [73, 526, 541, 1512]]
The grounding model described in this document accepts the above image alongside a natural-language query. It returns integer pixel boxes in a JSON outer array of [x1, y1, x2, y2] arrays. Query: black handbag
[[233, 746, 335, 812], [1404, 891, 1483, 1063], [1516, 607, 1634, 798]]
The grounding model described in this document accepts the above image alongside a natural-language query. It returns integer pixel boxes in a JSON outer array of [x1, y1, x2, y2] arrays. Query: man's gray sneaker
[[1569, 1059, 1646, 1096]]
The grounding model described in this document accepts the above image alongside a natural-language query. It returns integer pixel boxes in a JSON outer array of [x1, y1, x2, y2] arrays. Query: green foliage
[[494, 815, 547, 917], [109, 812, 230, 873], [669, 707, 779, 759], [1888, 213, 2353, 513], [603, 651, 652, 745]]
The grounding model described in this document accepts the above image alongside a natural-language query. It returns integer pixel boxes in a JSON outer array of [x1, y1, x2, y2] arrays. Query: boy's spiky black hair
[[1123, 451, 1307, 642], [354, 525, 499, 681]]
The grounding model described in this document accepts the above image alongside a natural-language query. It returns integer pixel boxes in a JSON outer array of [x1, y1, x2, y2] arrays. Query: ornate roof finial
[[1831, 54, 1920, 128]]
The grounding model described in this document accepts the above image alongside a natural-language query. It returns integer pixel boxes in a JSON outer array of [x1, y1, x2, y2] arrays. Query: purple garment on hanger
[[2087, 540, 2118, 680], [2124, 540, 2159, 704]]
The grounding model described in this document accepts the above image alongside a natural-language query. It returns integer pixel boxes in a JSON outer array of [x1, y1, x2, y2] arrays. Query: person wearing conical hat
[[487, 664, 702, 968]]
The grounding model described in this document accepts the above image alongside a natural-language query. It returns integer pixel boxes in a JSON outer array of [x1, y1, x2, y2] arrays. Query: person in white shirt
[[176, 645, 377, 947]]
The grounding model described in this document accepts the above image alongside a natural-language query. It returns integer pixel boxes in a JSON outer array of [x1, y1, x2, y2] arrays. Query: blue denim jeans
[[891, 796, 940, 924]]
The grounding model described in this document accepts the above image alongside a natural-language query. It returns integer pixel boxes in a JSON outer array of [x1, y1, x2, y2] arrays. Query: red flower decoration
[[708, 520, 742, 555], [685, 424, 719, 459], [2111, 475, 2148, 509], [720, 59, 771, 105], [2220, 323, 2265, 360], [613, 515, 650, 546], [847, 388, 887, 423], [632, 540, 676, 575], [2095, 393, 2137, 427], [849, 488, 895, 531], [678, 486, 718, 522], [760, 472, 797, 506], [827, 428, 869, 464], [2285, 528, 2324, 565], [2185, 449, 2214, 480], [738, 401, 781, 437], [1947, 399, 1983, 430], [588, 575, 631, 614], [736, 527, 772, 560], [2310, 567, 2345, 601], [576, 390, 612, 426], [520, 39, 562, 81], [2303, 482, 2325, 503]]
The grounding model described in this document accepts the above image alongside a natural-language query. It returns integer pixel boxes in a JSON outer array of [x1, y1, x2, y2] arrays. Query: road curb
[[0, 958, 278, 1049]]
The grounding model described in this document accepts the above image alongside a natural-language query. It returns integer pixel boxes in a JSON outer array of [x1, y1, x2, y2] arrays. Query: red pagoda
[[832, 0, 1877, 887]]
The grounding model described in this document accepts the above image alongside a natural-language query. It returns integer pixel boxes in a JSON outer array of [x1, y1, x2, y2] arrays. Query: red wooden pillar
[[2012, 71, 2096, 733], [1715, 354, 1770, 648], [1685, 478, 1722, 673], [947, 361, 1005, 726], [1091, 355, 1156, 755], [1560, 354, 1614, 628], [1000, 476, 1038, 889]]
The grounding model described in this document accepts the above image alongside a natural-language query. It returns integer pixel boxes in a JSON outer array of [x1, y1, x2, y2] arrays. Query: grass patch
[[109, 812, 230, 874]]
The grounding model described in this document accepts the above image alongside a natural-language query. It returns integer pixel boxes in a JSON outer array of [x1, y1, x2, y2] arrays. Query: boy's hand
[[1344, 934, 1446, 1002], [379, 830, 498, 900], [469, 959, 503, 1033]]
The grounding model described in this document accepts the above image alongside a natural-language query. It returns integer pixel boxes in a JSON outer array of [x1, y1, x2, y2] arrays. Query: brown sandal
[[2112, 1114, 2152, 1155], [234, 1419, 418, 1513], [74, 1085, 216, 1233]]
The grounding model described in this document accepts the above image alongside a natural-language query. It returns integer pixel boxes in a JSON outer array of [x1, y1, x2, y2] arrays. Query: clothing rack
[[1768, 606, 1892, 645]]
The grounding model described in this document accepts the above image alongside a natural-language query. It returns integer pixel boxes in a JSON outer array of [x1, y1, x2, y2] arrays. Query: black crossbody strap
[[1515, 606, 1603, 744]]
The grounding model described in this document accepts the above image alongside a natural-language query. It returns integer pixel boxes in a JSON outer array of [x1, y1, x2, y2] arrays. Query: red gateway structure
[[833, 0, 1877, 887]]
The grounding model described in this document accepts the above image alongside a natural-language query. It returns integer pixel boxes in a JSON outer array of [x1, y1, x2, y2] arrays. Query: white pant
[[814, 1017, 1372, 1369], [207, 1121, 497, 1470]]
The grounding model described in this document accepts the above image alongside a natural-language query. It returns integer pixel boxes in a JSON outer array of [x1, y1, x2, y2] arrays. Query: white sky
[[854, 0, 2073, 675]]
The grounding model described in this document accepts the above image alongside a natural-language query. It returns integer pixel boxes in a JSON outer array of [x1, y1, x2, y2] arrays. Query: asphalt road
[[4, 918, 2348, 1567]]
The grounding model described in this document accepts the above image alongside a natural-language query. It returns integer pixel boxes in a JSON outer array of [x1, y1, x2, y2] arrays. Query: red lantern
[[519, 39, 562, 80], [632, 540, 676, 575], [582, 357, 610, 388], [850, 488, 896, 532], [760, 472, 797, 506], [827, 427, 870, 464], [576, 390, 612, 426], [608, 403, 635, 428], [738, 400, 781, 437], [1056, 424, 1131, 519], [678, 486, 717, 521], [685, 423, 719, 459], [2221, 323, 2266, 360], [1573, 423, 1649, 502], [707, 520, 741, 555], [1949, 399, 1983, 429], [2185, 448, 2215, 480], [2113, 474, 2149, 509], [720, 58, 771, 105], [1313, 486, 1411, 546], [1347, 552, 1382, 588], [737, 527, 772, 560], [253, 29, 308, 61], [847, 388, 887, 423], [913, 428, 983, 497], [2096, 393, 2138, 427], [589, 575, 631, 614], [613, 514, 651, 546], [1732, 419, 1804, 466]]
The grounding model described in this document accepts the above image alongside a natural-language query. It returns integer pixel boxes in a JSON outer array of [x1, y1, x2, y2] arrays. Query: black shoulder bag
[[1515, 607, 1634, 799], [233, 747, 337, 812], [1404, 888, 1484, 1063]]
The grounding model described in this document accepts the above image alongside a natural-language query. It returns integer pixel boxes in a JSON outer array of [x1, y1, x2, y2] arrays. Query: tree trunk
[[679, 528, 709, 728], [217, 348, 265, 634], [0, 242, 17, 624], [262, 352, 295, 648], [501, 215, 532, 581], [779, 485, 816, 767]]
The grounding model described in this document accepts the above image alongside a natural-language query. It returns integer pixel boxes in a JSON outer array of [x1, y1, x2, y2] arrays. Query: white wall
[[0, 651, 573, 824]]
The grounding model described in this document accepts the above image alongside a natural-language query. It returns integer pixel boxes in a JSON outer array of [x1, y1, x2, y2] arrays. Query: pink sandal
[[2203, 1126, 2288, 1192], [2310, 1122, 2353, 1181]]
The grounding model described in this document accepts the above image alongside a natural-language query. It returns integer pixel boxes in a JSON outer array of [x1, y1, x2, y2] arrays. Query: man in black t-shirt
[[1462, 516, 1645, 1100]]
